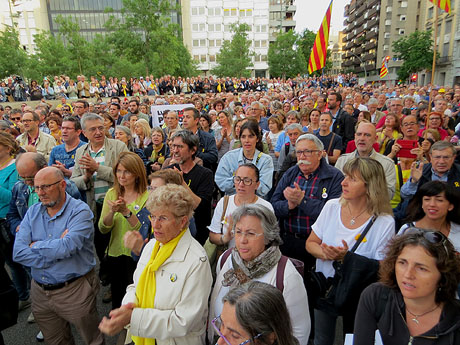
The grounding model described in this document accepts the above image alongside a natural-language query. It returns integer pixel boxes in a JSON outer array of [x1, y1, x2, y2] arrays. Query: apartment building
[[341, 0, 425, 83], [182, 0, 296, 77]]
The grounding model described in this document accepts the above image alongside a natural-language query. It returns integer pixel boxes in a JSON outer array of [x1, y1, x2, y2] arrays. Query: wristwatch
[[123, 211, 132, 219]]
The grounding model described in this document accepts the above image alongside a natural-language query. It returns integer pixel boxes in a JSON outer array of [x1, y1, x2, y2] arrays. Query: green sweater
[[98, 188, 149, 257]]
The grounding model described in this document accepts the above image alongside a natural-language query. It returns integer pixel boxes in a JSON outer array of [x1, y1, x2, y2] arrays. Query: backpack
[[218, 249, 304, 293]]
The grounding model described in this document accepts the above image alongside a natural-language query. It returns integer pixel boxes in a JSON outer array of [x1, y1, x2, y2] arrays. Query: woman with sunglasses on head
[[213, 281, 299, 345], [399, 181, 460, 252], [208, 204, 310, 345], [353, 229, 460, 345]]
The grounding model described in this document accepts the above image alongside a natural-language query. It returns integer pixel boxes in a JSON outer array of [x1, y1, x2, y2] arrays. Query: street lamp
[[349, 51, 366, 82]]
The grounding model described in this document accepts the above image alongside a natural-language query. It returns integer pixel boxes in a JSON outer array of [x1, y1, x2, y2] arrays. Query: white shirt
[[312, 199, 395, 278]]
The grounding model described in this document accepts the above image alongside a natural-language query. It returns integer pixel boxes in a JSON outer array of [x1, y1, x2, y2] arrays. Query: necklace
[[0, 156, 13, 170], [406, 304, 439, 324], [347, 204, 367, 226]]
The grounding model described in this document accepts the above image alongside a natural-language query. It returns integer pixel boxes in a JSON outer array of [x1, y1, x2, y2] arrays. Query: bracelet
[[123, 211, 132, 219]]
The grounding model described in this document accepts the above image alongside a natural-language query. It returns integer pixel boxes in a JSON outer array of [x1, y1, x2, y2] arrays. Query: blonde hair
[[135, 119, 151, 138], [340, 157, 393, 216], [146, 184, 194, 225]]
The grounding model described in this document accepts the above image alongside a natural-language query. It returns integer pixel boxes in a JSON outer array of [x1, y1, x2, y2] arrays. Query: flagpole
[[429, 4, 438, 112]]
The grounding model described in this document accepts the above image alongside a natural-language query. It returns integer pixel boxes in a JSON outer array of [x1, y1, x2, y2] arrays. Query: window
[[200, 55, 207, 62], [192, 7, 198, 15], [200, 23, 205, 31], [261, 40, 267, 47], [224, 24, 231, 31], [385, 19, 391, 25], [192, 23, 198, 31], [401, 1, 408, 7], [216, 39, 222, 46], [240, 9, 246, 17], [400, 15, 406, 21], [386, 6, 392, 12], [193, 55, 199, 61], [209, 39, 215, 47], [399, 29, 405, 35], [383, 44, 389, 50], [445, 20, 452, 34], [231, 8, 237, 16], [255, 40, 260, 47], [224, 9, 230, 16], [193, 39, 199, 47], [428, 7, 434, 19], [384, 32, 391, 38], [209, 55, 216, 62], [246, 9, 252, 16], [200, 39, 206, 46], [199, 7, 205, 15], [443, 42, 449, 57]]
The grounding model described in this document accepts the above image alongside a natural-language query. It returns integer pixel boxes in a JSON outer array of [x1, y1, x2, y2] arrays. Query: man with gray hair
[[278, 123, 304, 177], [271, 134, 344, 269], [71, 113, 128, 262], [248, 101, 269, 131], [367, 98, 385, 125]]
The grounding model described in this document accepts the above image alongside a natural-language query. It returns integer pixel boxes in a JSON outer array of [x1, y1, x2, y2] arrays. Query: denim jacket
[[7, 179, 81, 235]]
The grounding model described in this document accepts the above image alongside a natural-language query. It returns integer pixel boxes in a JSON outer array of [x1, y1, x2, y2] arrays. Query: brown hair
[[379, 230, 460, 303], [45, 115, 62, 128], [149, 169, 183, 185], [112, 152, 148, 197], [0, 132, 20, 157]]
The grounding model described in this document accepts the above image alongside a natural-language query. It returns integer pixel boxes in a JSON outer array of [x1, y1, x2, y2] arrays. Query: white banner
[[150, 104, 195, 127]]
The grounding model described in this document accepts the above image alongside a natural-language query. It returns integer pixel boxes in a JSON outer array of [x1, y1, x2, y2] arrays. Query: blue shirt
[[49, 141, 86, 169], [13, 193, 96, 285], [0, 162, 18, 218]]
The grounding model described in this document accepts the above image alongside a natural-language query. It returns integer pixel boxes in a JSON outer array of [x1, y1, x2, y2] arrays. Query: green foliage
[[392, 30, 436, 81], [0, 26, 28, 78], [212, 23, 253, 78], [268, 30, 306, 78], [297, 29, 316, 64]]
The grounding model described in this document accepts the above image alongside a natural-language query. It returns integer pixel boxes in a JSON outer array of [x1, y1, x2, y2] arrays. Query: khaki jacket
[[70, 137, 128, 216], [16, 131, 56, 161]]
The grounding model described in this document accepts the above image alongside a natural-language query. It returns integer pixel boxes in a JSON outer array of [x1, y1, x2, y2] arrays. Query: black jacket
[[354, 283, 460, 345], [417, 163, 460, 192], [331, 108, 356, 152]]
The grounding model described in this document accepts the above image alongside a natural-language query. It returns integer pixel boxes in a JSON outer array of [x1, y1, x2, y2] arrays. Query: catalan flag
[[380, 56, 390, 78], [428, 0, 451, 14], [308, 0, 333, 74]]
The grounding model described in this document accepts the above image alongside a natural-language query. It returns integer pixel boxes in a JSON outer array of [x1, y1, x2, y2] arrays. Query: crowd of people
[[0, 75, 460, 345]]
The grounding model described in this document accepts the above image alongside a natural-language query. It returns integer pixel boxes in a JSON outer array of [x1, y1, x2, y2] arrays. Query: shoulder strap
[[220, 195, 230, 223], [255, 151, 263, 165], [396, 164, 403, 190], [326, 133, 336, 155], [219, 248, 232, 270], [375, 285, 390, 321], [284, 142, 290, 156], [275, 255, 288, 293], [350, 216, 376, 253]]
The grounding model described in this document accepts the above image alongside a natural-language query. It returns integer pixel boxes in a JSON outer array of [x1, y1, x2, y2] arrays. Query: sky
[[294, 0, 350, 37]]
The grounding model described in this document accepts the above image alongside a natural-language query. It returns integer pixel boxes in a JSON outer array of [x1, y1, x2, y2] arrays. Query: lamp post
[[349, 51, 366, 82]]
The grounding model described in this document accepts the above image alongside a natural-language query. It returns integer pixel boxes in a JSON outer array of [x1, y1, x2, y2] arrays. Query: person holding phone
[[384, 115, 424, 163]]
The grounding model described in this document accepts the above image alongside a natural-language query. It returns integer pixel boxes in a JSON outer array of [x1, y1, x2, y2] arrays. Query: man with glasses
[[122, 99, 149, 123], [376, 98, 404, 129], [401, 141, 460, 200], [71, 113, 128, 263], [13, 167, 104, 345], [16, 111, 56, 160], [164, 130, 213, 245], [384, 115, 424, 162], [8, 108, 23, 134], [271, 134, 344, 270], [73, 100, 89, 119], [49, 117, 86, 178], [248, 101, 269, 131]]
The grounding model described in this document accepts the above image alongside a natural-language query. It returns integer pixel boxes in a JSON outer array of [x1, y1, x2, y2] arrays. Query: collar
[[40, 192, 70, 220]]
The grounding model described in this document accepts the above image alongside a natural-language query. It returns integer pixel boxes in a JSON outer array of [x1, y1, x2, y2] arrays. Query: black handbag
[[324, 217, 379, 312]]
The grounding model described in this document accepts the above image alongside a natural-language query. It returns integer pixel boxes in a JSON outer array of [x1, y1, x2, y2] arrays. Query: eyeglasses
[[32, 180, 62, 193], [402, 122, 417, 127], [403, 228, 449, 256], [231, 229, 264, 240], [429, 117, 441, 121], [211, 316, 263, 345], [22, 119, 34, 123], [296, 149, 320, 157], [86, 126, 105, 134], [233, 176, 255, 186], [10, 117, 21, 121], [150, 215, 170, 223]]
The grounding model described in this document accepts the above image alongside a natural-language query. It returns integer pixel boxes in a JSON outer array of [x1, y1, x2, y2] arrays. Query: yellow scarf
[[132, 229, 187, 345]]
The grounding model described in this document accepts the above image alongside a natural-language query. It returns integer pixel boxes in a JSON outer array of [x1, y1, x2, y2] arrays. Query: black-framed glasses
[[211, 316, 263, 345], [403, 227, 449, 256], [296, 149, 320, 157], [233, 176, 255, 186], [32, 180, 62, 193]]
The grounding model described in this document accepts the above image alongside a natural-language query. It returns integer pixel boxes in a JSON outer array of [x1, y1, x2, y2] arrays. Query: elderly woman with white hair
[[99, 184, 212, 344], [208, 204, 310, 345]]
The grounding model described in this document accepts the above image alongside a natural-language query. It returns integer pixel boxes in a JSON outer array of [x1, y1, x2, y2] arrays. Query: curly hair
[[379, 229, 460, 304]]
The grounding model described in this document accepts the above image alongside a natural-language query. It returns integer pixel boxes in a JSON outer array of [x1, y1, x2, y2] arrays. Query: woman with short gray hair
[[209, 204, 310, 345]]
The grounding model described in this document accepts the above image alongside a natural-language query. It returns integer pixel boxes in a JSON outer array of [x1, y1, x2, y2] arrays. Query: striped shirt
[[90, 146, 109, 202]]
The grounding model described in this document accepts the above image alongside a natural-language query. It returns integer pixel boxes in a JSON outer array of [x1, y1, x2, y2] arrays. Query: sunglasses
[[403, 228, 449, 256]]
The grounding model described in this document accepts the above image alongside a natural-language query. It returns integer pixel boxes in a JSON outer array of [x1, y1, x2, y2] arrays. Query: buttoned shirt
[[13, 193, 96, 285]]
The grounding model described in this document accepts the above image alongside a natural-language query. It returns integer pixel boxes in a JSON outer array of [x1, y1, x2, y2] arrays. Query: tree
[[212, 23, 253, 78], [297, 29, 316, 64], [268, 30, 306, 79], [105, 0, 197, 76], [0, 26, 28, 78], [393, 30, 436, 81]]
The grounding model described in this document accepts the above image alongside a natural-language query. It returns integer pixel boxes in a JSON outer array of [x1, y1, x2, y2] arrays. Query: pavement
[[2, 284, 119, 345]]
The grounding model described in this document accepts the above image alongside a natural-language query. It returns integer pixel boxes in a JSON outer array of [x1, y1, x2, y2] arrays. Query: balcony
[[356, 3, 367, 17], [355, 46, 363, 55], [366, 63, 376, 70], [366, 30, 378, 39], [355, 66, 364, 73], [352, 58, 361, 65], [367, 0, 379, 9], [343, 19, 348, 26], [363, 52, 376, 61], [356, 15, 365, 27], [342, 60, 353, 67], [367, 6, 378, 18], [364, 41, 377, 51], [342, 36, 348, 43], [345, 41, 354, 50], [368, 17, 379, 28]]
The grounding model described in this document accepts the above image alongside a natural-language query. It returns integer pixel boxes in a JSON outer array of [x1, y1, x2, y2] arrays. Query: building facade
[[341, 0, 425, 83], [182, 0, 295, 77]]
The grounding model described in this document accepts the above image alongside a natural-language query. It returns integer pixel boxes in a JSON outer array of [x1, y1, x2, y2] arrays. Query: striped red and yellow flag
[[428, 0, 451, 14], [380, 56, 390, 78], [308, 0, 333, 74]]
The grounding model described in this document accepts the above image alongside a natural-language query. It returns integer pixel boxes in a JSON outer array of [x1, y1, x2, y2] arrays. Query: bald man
[[13, 167, 104, 345]]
